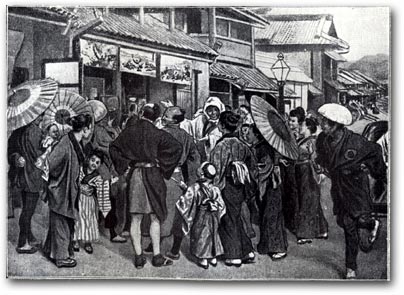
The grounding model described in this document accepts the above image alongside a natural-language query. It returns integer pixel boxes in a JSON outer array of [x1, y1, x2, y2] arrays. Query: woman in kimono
[[210, 111, 257, 267], [281, 107, 306, 234], [294, 117, 328, 244], [72, 150, 104, 254], [247, 125, 288, 260], [43, 114, 93, 268], [187, 96, 225, 161], [176, 162, 226, 269]]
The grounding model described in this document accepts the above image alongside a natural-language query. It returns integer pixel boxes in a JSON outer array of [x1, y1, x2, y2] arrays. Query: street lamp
[[271, 52, 290, 115]]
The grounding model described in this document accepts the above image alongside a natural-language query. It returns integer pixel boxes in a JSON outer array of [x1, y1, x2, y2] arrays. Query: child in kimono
[[73, 150, 104, 254], [176, 162, 226, 269]]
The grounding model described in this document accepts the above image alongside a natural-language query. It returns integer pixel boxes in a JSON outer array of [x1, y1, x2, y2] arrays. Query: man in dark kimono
[[110, 103, 183, 269], [8, 116, 44, 254], [159, 106, 201, 260], [210, 111, 257, 266], [90, 113, 127, 243], [316, 103, 387, 279]]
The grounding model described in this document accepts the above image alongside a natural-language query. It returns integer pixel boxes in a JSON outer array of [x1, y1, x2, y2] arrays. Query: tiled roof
[[325, 79, 346, 91], [255, 14, 349, 50], [211, 62, 278, 92], [210, 62, 297, 97], [339, 71, 366, 85], [71, 8, 218, 57], [351, 70, 380, 86], [45, 6, 78, 19]]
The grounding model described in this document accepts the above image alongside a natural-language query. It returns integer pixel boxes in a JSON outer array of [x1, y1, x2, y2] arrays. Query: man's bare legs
[[149, 214, 160, 255], [130, 213, 143, 255]]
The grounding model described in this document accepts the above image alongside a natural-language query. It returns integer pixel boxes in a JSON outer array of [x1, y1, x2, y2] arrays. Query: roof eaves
[[230, 7, 269, 27]]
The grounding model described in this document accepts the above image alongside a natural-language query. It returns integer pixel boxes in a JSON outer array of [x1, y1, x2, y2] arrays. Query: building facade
[[254, 13, 350, 111]]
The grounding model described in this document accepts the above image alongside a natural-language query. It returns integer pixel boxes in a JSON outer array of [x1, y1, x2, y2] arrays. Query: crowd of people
[[7, 94, 387, 279]]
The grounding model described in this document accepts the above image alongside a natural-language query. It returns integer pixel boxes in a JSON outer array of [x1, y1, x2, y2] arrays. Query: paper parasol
[[7, 78, 58, 133], [42, 89, 93, 135], [250, 95, 299, 160], [88, 100, 108, 123]]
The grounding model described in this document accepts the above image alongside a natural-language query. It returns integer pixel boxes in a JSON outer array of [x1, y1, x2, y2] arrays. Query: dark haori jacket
[[110, 119, 183, 222], [8, 122, 44, 192], [47, 132, 85, 219], [163, 125, 201, 185], [316, 128, 387, 218]]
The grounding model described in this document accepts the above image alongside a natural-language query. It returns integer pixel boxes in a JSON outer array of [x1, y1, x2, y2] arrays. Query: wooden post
[[278, 82, 285, 115], [208, 8, 216, 48], [169, 8, 175, 31], [139, 7, 145, 25], [251, 26, 255, 67], [113, 47, 122, 121]]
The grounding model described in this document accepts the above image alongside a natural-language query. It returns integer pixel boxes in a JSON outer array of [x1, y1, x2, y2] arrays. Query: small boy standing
[[176, 162, 226, 269]]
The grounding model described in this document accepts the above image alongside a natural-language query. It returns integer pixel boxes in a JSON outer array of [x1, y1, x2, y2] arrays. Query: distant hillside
[[342, 54, 389, 81]]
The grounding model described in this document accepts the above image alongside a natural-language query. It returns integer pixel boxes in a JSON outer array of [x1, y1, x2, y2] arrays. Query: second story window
[[217, 19, 229, 37], [216, 18, 251, 43]]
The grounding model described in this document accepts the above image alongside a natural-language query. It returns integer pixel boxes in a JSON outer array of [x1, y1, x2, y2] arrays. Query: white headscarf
[[203, 97, 225, 123]]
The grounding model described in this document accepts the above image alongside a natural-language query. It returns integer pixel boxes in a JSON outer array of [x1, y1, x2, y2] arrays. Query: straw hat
[[317, 103, 353, 126]]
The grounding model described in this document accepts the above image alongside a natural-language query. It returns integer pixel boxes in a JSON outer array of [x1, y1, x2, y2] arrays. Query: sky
[[270, 7, 390, 61]]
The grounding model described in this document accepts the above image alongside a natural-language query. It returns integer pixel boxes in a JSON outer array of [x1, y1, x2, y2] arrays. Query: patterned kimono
[[74, 167, 104, 242], [295, 135, 328, 239], [176, 182, 226, 259], [210, 133, 257, 259]]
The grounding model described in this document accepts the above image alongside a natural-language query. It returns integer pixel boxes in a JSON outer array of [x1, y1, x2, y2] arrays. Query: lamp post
[[271, 53, 290, 115]]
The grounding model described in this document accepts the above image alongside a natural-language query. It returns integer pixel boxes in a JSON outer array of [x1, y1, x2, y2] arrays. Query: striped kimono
[[74, 168, 103, 242]]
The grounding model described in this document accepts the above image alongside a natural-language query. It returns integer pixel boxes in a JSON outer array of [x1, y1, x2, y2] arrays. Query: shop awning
[[211, 62, 278, 92], [308, 84, 323, 96], [210, 62, 297, 98], [325, 79, 346, 91], [347, 89, 361, 96], [325, 50, 347, 62]]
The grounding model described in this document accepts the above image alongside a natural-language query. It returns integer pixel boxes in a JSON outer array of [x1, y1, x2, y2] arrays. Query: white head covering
[[317, 103, 353, 126], [203, 96, 225, 122]]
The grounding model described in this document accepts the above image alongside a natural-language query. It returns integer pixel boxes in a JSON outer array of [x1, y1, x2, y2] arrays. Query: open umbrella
[[7, 78, 58, 134], [42, 89, 93, 135], [250, 95, 299, 160]]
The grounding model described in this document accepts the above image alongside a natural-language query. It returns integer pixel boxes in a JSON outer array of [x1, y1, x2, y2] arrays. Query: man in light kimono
[[110, 103, 183, 269], [316, 103, 387, 279]]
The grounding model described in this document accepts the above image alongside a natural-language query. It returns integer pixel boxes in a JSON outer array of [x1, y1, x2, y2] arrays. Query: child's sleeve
[[213, 186, 226, 219]]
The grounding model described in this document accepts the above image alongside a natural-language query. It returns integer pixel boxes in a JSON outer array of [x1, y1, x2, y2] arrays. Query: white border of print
[[1, 0, 401, 294]]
